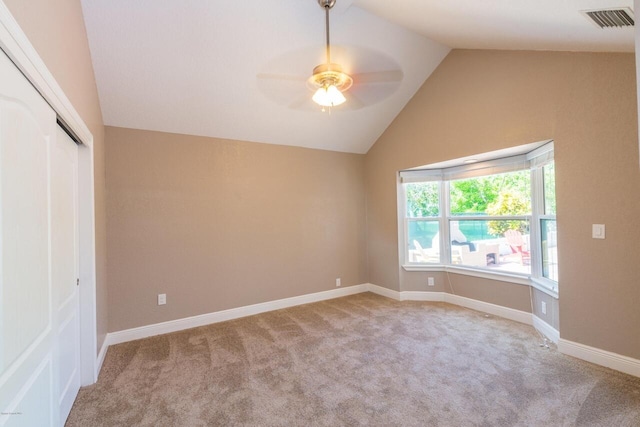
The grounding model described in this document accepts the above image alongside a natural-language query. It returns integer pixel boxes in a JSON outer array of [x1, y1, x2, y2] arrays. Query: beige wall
[[105, 127, 367, 332], [365, 50, 640, 359], [4, 0, 108, 354], [532, 289, 559, 330]]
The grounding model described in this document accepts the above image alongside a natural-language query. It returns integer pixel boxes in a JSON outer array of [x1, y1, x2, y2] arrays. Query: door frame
[[0, 2, 99, 385]]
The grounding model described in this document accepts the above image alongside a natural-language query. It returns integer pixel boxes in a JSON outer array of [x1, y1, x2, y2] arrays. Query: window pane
[[450, 170, 531, 216], [541, 219, 558, 281], [408, 220, 440, 263], [449, 219, 531, 275], [405, 182, 439, 218], [543, 162, 556, 215]]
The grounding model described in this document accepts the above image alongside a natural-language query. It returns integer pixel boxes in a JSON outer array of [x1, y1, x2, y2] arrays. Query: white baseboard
[[366, 283, 401, 300], [443, 293, 532, 325], [558, 339, 640, 378], [107, 284, 368, 346], [366, 285, 531, 325], [99, 282, 639, 381], [532, 315, 559, 344], [366, 284, 445, 302], [96, 337, 109, 379], [401, 291, 445, 302]]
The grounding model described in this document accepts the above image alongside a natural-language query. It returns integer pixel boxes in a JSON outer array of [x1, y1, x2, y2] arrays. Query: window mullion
[[530, 167, 543, 280], [442, 180, 451, 264]]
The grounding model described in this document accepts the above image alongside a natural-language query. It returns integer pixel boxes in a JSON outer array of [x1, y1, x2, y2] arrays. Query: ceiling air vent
[[582, 8, 634, 28]]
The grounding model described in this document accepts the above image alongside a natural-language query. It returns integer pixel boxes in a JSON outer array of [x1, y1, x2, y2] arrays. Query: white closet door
[[0, 47, 78, 426], [52, 127, 79, 425]]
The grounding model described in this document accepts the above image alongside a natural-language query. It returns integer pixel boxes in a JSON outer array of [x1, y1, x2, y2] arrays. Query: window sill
[[402, 264, 445, 272], [402, 264, 557, 296], [530, 277, 559, 299]]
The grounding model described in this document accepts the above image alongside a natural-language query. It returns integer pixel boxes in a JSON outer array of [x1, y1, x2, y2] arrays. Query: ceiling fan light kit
[[310, 0, 353, 109], [309, 63, 352, 107]]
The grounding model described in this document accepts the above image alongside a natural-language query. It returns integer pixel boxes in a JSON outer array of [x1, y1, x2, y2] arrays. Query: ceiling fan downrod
[[310, 0, 351, 109], [319, 0, 336, 64]]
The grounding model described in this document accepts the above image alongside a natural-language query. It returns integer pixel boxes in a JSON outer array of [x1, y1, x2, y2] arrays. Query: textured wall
[[105, 127, 367, 332], [4, 0, 108, 355], [365, 50, 639, 359]]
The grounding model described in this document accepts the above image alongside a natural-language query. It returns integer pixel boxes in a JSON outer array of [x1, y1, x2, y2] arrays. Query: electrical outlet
[[158, 293, 166, 305], [541, 301, 547, 315], [336, 278, 341, 287], [592, 224, 605, 239], [428, 277, 435, 286]]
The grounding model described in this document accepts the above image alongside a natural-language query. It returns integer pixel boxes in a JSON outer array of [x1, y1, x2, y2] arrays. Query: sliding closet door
[[0, 47, 69, 426], [52, 126, 80, 425]]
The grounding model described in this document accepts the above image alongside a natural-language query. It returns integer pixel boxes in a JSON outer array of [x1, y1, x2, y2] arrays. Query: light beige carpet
[[67, 293, 640, 426]]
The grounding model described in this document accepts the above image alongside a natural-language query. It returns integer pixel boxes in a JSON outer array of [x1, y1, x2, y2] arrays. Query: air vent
[[582, 8, 634, 28]]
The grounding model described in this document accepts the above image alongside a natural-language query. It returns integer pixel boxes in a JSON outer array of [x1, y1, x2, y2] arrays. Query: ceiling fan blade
[[344, 91, 365, 110], [288, 93, 312, 110], [351, 70, 403, 84], [257, 73, 307, 82]]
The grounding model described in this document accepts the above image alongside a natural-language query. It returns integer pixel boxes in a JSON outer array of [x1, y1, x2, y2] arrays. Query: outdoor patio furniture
[[452, 244, 488, 267], [412, 240, 440, 263], [504, 229, 531, 265]]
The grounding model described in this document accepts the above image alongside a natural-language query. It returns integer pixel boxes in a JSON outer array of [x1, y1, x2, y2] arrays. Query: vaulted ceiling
[[81, 0, 634, 153]]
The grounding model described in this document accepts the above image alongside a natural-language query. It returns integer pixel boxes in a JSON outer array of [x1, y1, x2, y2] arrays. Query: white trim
[[527, 141, 554, 166], [365, 286, 445, 302], [99, 283, 640, 381], [78, 144, 98, 385], [402, 264, 531, 286], [401, 291, 444, 302], [0, 3, 98, 386], [530, 277, 559, 299], [366, 285, 531, 325], [402, 264, 444, 272], [559, 339, 640, 378], [444, 293, 532, 325], [366, 283, 402, 300], [96, 337, 109, 379], [399, 141, 551, 182], [108, 285, 369, 346], [445, 266, 530, 286], [532, 315, 559, 344], [108, 284, 534, 347], [0, 2, 91, 146]]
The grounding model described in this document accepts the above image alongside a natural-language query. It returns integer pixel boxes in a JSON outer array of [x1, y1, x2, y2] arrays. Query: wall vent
[[582, 8, 634, 28]]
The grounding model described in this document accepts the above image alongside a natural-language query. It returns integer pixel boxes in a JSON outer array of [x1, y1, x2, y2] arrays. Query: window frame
[[398, 141, 558, 298], [531, 160, 558, 293]]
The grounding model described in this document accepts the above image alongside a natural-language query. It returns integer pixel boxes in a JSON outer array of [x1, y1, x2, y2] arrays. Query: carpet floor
[[66, 293, 640, 426]]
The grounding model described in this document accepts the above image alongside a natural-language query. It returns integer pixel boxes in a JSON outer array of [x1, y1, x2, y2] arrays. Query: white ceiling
[[81, 0, 634, 154], [355, 0, 635, 52]]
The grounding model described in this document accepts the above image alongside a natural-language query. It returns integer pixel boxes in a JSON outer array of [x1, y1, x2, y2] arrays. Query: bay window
[[400, 141, 558, 292]]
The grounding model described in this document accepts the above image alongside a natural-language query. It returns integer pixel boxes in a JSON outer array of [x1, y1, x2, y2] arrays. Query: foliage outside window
[[406, 182, 441, 263], [401, 143, 557, 289], [541, 162, 558, 281]]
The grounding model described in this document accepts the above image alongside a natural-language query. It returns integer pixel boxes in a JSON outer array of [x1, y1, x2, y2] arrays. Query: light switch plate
[[592, 224, 605, 239]]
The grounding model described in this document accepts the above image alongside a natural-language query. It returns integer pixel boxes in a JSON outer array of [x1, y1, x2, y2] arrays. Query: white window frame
[[531, 159, 558, 294], [398, 141, 558, 298]]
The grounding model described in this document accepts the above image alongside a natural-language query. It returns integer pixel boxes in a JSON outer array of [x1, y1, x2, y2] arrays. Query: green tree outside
[[406, 182, 439, 217], [486, 190, 530, 235], [450, 171, 530, 215], [406, 170, 532, 239]]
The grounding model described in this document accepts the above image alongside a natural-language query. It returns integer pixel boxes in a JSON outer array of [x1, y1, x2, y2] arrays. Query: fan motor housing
[[308, 63, 353, 92]]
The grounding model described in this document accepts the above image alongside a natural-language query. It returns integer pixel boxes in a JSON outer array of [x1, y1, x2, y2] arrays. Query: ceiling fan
[[308, 0, 352, 108], [256, 0, 404, 112]]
